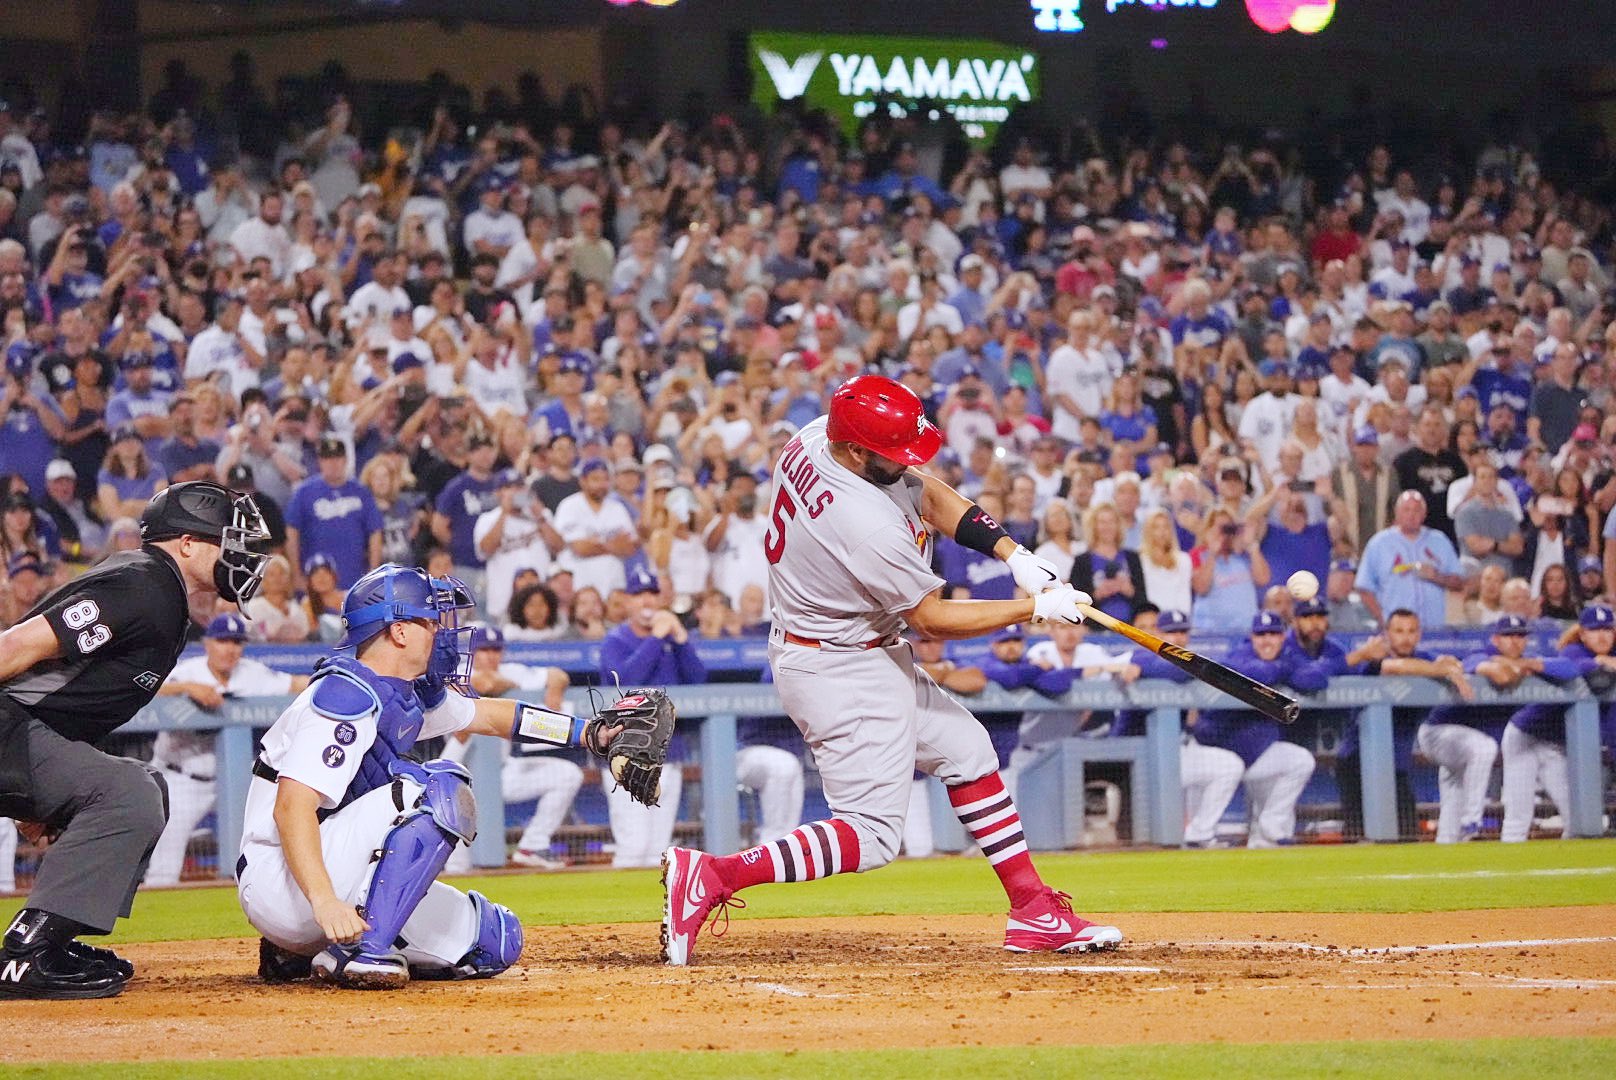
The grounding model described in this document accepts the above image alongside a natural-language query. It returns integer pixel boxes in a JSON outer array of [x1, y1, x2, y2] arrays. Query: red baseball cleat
[[1003, 888, 1124, 953], [660, 846, 741, 966]]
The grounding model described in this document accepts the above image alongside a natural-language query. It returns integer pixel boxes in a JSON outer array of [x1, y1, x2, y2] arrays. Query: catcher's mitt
[[587, 688, 676, 806]]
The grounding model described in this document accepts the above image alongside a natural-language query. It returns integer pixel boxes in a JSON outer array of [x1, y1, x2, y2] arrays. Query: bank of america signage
[[750, 33, 1039, 144]]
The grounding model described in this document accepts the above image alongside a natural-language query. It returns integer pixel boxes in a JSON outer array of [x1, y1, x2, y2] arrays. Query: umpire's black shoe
[[63, 940, 134, 982], [0, 907, 125, 999], [257, 937, 313, 983], [0, 943, 124, 999]]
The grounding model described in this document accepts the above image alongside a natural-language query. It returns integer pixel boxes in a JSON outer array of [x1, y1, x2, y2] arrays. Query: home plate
[[1006, 964, 1162, 974]]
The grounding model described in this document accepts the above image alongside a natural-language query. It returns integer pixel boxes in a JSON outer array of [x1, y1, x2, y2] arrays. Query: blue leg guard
[[349, 771, 475, 962], [416, 891, 524, 981]]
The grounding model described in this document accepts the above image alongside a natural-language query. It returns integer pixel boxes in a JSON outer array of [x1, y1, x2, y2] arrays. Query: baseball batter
[[662, 375, 1122, 965]]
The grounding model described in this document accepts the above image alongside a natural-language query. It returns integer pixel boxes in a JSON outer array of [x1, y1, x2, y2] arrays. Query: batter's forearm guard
[[511, 702, 589, 750]]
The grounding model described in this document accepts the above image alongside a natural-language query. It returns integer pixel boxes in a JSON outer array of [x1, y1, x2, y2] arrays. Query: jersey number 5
[[62, 599, 113, 654], [763, 486, 797, 565]]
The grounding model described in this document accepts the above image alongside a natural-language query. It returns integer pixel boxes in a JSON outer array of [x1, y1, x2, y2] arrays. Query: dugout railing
[[111, 675, 1612, 879]]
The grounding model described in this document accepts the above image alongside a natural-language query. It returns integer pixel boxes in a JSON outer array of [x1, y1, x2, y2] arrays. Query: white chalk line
[[1006, 964, 1162, 974], [1347, 867, 1615, 881], [1170, 936, 1616, 955], [748, 981, 844, 999]]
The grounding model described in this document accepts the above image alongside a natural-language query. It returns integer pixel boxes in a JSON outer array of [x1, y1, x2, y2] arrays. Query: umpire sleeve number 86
[[63, 600, 113, 654]]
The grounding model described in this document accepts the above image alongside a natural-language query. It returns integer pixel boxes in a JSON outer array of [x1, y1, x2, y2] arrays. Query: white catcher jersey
[[239, 682, 475, 855], [765, 416, 943, 644]]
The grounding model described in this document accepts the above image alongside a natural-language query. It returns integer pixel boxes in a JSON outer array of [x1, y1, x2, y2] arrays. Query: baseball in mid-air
[[1287, 570, 1320, 601]]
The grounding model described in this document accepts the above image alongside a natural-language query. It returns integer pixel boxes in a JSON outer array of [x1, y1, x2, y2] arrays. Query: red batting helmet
[[825, 374, 943, 466]]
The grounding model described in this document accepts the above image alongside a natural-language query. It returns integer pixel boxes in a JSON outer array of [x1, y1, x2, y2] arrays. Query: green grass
[[8, 1039, 1616, 1079], [4, 838, 1612, 946]]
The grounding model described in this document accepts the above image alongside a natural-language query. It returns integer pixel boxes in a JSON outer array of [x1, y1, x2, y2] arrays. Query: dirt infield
[[2, 907, 1613, 1064]]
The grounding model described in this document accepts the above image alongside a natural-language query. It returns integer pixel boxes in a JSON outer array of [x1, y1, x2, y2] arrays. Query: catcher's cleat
[[258, 938, 314, 983], [63, 939, 133, 982], [311, 945, 409, 990], [1003, 888, 1124, 953], [660, 846, 743, 966]]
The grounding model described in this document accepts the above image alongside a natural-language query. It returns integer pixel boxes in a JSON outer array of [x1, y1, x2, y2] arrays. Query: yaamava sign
[[750, 32, 1041, 144]]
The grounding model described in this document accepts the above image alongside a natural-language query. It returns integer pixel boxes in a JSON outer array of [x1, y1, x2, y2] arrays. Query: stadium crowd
[[0, 57, 1613, 869]]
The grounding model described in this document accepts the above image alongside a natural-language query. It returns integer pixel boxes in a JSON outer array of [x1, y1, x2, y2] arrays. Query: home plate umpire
[[0, 481, 269, 999]]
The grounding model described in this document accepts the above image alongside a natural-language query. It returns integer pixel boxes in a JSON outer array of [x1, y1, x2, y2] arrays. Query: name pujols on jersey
[[776, 437, 836, 519]]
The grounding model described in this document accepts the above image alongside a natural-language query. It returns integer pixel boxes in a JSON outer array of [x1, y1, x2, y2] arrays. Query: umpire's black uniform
[[0, 549, 190, 982], [0, 479, 268, 999]]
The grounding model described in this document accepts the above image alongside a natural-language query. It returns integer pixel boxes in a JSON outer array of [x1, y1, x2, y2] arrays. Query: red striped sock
[[948, 772, 1044, 908], [710, 819, 861, 893]]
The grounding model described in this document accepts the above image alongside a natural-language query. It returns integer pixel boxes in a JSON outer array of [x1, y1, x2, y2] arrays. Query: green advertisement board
[[749, 31, 1041, 145]]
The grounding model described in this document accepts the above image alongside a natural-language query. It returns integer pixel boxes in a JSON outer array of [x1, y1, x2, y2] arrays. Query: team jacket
[[1508, 643, 1616, 744]]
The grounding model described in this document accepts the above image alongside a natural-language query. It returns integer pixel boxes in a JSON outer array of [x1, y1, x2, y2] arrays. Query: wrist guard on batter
[[588, 688, 677, 806], [955, 504, 1011, 556], [511, 702, 591, 750]]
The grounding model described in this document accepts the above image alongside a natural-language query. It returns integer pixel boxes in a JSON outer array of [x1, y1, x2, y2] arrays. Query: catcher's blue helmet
[[337, 563, 477, 690]]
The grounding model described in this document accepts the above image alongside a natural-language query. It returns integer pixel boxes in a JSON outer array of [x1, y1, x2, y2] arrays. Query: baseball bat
[[1078, 604, 1301, 724]]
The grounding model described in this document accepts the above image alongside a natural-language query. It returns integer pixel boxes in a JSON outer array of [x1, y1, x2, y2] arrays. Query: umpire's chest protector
[[310, 656, 425, 810]]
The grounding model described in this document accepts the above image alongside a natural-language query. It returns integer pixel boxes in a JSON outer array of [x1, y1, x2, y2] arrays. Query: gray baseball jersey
[[765, 417, 943, 644]]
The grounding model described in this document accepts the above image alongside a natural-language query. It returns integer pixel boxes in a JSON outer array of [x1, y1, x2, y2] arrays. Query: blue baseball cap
[[1157, 610, 1190, 633], [303, 552, 337, 576], [1251, 611, 1287, 634], [391, 351, 423, 374], [1257, 359, 1291, 379], [992, 624, 1026, 643], [1491, 614, 1530, 635], [1352, 425, 1380, 447], [119, 349, 153, 370], [578, 457, 609, 477], [1579, 605, 1615, 629], [205, 613, 249, 641], [626, 566, 661, 595], [1578, 555, 1603, 574], [4, 341, 33, 378], [558, 352, 591, 376], [470, 624, 506, 651], [1294, 598, 1328, 618]]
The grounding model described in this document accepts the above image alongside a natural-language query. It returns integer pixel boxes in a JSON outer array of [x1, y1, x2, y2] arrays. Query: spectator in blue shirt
[[597, 567, 703, 868], [105, 350, 172, 450], [1247, 480, 1337, 592], [432, 430, 503, 577], [1355, 491, 1463, 627], [868, 142, 944, 205], [283, 436, 382, 589], [153, 392, 221, 483]]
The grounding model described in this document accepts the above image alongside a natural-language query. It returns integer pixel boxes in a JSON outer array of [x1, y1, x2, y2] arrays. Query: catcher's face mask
[[426, 574, 478, 696]]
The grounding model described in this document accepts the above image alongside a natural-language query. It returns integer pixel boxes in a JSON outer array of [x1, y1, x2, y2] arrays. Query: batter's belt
[[776, 628, 896, 652]]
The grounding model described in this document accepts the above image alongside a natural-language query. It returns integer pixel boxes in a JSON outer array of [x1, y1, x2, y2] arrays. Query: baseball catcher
[[236, 563, 661, 990]]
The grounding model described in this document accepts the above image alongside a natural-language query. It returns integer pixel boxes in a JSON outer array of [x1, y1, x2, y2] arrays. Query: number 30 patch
[[62, 600, 113, 654]]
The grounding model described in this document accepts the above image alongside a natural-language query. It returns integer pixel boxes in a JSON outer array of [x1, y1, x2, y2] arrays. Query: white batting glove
[[1031, 586, 1091, 626], [1006, 545, 1064, 595]]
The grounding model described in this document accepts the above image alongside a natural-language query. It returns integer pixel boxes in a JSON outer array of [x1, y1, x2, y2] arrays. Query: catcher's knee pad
[[396, 758, 478, 844], [353, 801, 459, 958], [441, 891, 523, 979]]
